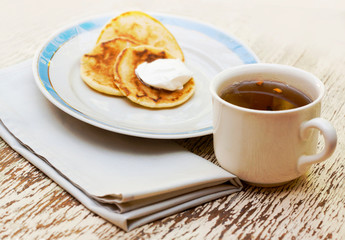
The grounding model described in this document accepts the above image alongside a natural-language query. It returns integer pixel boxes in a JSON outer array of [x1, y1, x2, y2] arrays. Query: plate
[[33, 13, 258, 139]]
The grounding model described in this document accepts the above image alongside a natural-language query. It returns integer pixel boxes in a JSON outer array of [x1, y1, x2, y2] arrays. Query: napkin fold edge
[[1, 120, 242, 231]]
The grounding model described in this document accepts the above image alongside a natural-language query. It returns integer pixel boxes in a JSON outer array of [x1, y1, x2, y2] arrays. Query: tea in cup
[[210, 64, 337, 186]]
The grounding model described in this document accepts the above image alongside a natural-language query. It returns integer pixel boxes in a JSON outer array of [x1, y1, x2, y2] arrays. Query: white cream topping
[[135, 59, 193, 91]]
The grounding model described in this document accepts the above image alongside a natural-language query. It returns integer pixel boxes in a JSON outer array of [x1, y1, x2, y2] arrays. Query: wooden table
[[1, 0, 344, 239]]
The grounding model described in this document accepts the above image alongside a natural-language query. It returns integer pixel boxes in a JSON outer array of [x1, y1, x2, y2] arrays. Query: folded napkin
[[0, 60, 242, 231]]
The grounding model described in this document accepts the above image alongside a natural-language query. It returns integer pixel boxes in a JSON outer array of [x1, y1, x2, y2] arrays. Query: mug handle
[[297, 118, 337, 173]]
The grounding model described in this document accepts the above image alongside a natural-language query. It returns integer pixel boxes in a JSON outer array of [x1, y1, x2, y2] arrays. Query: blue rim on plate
[[33, 13, 258, 139]]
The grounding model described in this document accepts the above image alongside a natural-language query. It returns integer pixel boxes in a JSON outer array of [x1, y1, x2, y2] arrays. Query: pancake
[[114, 45, 195, 108], [80, 37, 138, 96], [96, 11, 184, 61]]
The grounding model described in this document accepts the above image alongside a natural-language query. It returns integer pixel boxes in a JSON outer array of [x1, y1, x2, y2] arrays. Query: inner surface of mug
[[211, 64, 324, 112]]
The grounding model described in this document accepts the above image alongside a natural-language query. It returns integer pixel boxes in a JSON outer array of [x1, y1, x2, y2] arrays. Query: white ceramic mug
[[210, 64, 337, 186]]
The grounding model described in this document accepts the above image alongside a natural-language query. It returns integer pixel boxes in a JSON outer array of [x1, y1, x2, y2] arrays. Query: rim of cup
[[210, 63, 325, 114]]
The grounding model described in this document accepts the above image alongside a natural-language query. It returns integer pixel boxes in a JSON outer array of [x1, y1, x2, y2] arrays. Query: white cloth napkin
[[0, 60, 242, 231]]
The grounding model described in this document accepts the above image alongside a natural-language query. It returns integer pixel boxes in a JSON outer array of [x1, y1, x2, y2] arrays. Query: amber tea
[[220, 80, 312, 111]]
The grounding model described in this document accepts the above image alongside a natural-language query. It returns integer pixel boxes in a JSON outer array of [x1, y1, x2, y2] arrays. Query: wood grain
[[1, 0, 344, 239]]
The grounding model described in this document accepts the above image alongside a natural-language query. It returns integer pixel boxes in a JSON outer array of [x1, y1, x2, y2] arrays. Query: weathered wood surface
[[1, 0, 344, 239]]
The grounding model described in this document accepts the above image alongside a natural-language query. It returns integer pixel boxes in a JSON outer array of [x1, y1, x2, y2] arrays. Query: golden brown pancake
[[80, 37, 138, 96], [96, 11, 184, 61], [114, 45, 195, 108]]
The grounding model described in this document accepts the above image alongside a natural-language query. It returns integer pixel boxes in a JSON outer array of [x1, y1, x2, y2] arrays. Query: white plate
[[33, 13, 258, 139]]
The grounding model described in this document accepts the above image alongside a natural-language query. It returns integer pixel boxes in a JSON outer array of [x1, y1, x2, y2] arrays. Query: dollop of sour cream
[[135, 59, 193, 91]]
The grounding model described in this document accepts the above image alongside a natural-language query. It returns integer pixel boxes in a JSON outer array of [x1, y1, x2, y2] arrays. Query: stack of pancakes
[[80, 11, 195, 108]]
